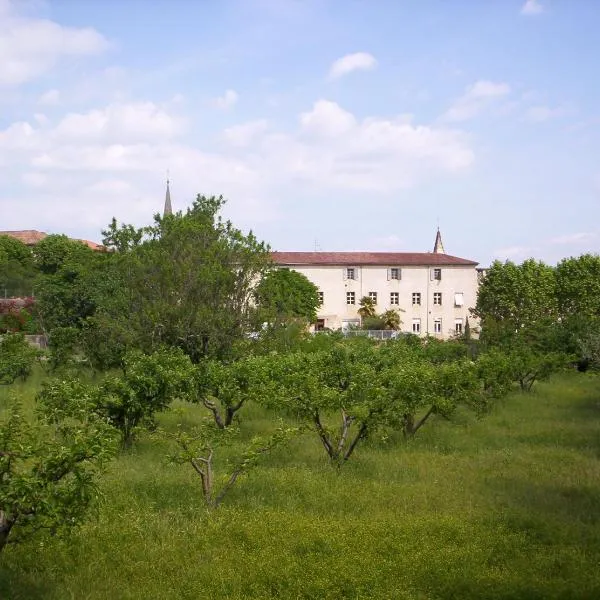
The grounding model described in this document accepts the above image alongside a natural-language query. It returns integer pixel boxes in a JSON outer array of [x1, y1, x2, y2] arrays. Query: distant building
[[271, 230, 479, 339], [0, 230, 104, 251]]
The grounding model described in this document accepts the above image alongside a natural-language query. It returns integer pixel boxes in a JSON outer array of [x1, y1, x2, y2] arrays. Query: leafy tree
[[0, 236, 36, 298], [506, 346, 568, 392], [168, 419, 299, 508], [255, 268, 320, 325], [46, 326, 81, 373], [89, 196, 271, 363], [474, 259, 557, 337], [0, 399, 116, 553], [33, 235, 101, 334], [195, 355, 277, 428], [381, 344, 481, 438], [0, 334, 39, 384], [39, 348, 195, 446], [266, 342, 387, 466], [555, 254, 600, 319], [98, 348, 195, 445]]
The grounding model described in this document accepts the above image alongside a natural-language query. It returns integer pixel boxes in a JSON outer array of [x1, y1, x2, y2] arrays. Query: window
[[434, 318, 442, 334], [346, 291, 356, 305], [389, 267, 401, 280], [369, 291, 378, 304], [412, 318, 421, 334], [318, 291, 324, 305], [433, 292, 442, 306], [455, 318, 463, 334], [412, 292, 421, 305], [431, 268, 442, 281], [454, 293, 464, 307], [390, 292, 399, 305], [345, 267, 357, 280]]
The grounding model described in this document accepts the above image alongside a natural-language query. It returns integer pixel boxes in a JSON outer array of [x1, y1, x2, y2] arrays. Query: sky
[[1, 0, 599, 266]]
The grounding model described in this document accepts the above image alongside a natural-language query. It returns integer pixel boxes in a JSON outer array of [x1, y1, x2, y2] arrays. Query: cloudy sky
[[1, 0, 599, 265]]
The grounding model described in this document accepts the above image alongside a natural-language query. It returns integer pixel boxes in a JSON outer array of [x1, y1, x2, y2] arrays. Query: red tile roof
[[271, 251, 478, 267], [0, 230, 104, 251]]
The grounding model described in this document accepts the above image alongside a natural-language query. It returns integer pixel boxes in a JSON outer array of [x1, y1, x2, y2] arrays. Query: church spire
[[433, 227, 445, 254], [163, 178, 172, 217]]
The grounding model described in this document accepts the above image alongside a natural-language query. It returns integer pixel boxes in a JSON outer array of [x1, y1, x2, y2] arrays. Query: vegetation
[[2, 196, 600, 597], [1, 371, 599, 598]]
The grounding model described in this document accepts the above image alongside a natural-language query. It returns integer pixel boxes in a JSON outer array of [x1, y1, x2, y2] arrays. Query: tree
[[474, 259, 557, 335], [38, 348, 195, 446], [0, 334, 39, 384], [380, 308, 402, 331], [266, 342, 388, 466], [555, 254, 600, 319], [0, 236, 36, 298], [88, 196, 271, 363], [33, 235, 102, 334], [255, 268, 320, 325], [0, 399, 116, 553], [380, 342, 482, 438], [195, 355, 277, 429], [168, 419, 299, 508]]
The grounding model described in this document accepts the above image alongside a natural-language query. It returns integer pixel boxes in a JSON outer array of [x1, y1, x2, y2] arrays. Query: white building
[[272, 231, 479, 339]]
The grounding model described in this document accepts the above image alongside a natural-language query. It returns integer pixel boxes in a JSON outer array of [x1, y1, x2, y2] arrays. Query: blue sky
[[1, 0, 599, 265]]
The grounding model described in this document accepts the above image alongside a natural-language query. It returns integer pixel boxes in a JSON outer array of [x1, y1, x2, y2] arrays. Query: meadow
[[1, 371, 599, 599]]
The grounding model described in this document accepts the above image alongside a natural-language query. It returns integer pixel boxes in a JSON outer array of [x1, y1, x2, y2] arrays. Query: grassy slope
[[1, 372, 599, 599]]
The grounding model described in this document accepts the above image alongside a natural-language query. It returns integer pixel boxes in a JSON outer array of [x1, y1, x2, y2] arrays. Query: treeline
[[1, 195, 599, 555], [474, 256, 600, 370]]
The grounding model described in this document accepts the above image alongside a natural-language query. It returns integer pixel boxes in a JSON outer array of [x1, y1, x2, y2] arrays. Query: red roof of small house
[[271, 251, 478, 267], [0, 230, 104, 251]]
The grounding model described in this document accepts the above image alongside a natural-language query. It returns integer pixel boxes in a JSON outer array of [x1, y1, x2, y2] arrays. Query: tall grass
[[1, 372, 599, 599]]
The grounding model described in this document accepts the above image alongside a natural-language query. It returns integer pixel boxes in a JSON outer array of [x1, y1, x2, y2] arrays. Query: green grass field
[[1, 371, 599, 599]]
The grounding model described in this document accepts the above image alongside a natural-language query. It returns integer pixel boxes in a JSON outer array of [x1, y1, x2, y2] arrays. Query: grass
[[1, 371, 600, 599]]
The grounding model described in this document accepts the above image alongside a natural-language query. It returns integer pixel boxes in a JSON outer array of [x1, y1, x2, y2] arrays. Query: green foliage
[[46, 326, 81, 373], [168, 418, 300, 507], [380, 308, 402, 330], [357, 296, 377, 320], [506, 346, 569, 392], [555, 254, 600, 319], [99, 348, 195, 445], [0, 399, 116, 553], [264, 342, 391, 465], [33, 235, 101, 334], [195, 355, 277, 428], [0, 236, 36, 297], [255, 268, 320, 325], [0, 333, 39, 384], [38, 347, 195, 446], [88, 196, 271, 363], [474, 259, 557, 342]]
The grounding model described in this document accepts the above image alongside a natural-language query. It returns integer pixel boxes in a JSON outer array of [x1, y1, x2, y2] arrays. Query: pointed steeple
[[163, 178, 172, 217], [433, 227, 445, 254]]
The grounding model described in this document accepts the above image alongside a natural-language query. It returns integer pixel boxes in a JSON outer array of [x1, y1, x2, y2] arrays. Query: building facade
[[272, 232, 479, 339]]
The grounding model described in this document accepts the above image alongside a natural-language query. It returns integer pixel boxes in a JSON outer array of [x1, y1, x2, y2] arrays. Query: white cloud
[[38, 89, 60, 105], [223, 119, 269, 147], [521, 0, 544, 15], [0, 97, 474, 237], [213, 89, 238, 109], [443, 80, 511, 122], [0, 5, 109, 86], [300, 100, 357, 136], [328, 52, 377, 79], [525, 105, 565, 122], [53, 102, 183, 142]]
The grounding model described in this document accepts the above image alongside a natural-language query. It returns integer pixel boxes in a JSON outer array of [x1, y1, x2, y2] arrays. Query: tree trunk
[[403, 413, 415, 439], [0, 511, 15, 554]]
